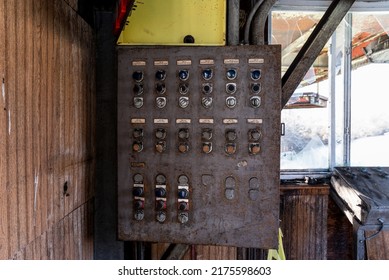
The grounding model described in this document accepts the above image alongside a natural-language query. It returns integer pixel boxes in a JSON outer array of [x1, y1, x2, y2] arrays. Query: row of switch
[[132, 173, 190, 224], [131, 127, 262, 155], [134, 96, 261, 109], [133, 82, 262, 95], [132, 68, 262, 83]]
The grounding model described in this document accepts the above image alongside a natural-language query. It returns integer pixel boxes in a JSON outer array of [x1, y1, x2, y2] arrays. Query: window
[[350, 13, 389, 166], [272, 10, 389, 171]]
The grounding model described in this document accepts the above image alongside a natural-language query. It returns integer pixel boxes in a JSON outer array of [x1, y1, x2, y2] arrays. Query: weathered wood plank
[[0, 0, 9, 260], [16, 0, 28, 252], [366, 231, 389, 260], [24, 0, 36, 247], [5, 0, 20, 258], [32, 0, 43, 240], [280, 185, 329, 260]]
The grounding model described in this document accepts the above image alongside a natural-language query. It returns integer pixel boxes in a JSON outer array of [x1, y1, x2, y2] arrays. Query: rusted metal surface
[[117, 45, 281, 248]]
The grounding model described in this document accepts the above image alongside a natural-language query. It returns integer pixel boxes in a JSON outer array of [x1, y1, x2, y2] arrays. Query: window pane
[[350, 13, 389, 166], [272, 11, 330, 169]]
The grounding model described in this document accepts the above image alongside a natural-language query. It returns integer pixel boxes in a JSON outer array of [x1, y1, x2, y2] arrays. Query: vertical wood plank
[[16, 0, 28, 252], [5, 0, 20, 258], [45, 0, 55, 231], [25, 0, 36, 247], [39, 0, 49, 235], [0, 0, 9, 260], [32, 0, 43, 240]]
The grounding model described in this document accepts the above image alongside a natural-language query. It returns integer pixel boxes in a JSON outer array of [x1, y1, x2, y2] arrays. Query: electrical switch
[[155, 141, 166, 153], [226, 83, 237, 94], [155, 83, 166, 94], [178, 69, 189, 81], [201, 97, 213, 109], [250, 96, 261, 108], [133, 97, 144, 109], [225, 143, 236, 155], [132, 71, 144, 82], [249, 129, 261, 141], [226, 130, 237, 141], [250, 69, 261, 80], [156, 97, 167, 108], [202, 69, 213, 80], [249, 143, 261, 155], [202, 142, 212, 154], [226, 96, 237, 108], [226, 69, 237, 80], [179, 97, 189, 109], [133, 83, 144, 95], [251, 83, 261, 94], [132, 141, 143, 153], [202, 83, 213, 94], [178, 128, 189, 140], [179, 83, 189, 94], [155, 70, 166, 81], [201, 128, 213, 141]]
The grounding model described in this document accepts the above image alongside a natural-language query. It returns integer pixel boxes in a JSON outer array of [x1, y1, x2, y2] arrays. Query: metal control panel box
[[117, 45, 281, 248]]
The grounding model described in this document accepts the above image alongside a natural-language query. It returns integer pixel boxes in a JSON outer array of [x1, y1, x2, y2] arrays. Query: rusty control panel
[[117, 46, 281, 248]]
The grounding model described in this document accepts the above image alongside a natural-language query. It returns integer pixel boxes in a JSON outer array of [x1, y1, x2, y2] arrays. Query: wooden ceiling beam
[[281, 0, 356, 108]]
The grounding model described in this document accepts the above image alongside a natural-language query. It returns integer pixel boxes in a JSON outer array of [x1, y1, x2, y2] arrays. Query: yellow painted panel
[[117, 0, 226, 46]]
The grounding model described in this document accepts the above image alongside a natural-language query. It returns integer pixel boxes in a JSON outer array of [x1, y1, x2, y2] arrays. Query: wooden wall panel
[[0, 0, 95, 260], [280, 185, 329, 260]]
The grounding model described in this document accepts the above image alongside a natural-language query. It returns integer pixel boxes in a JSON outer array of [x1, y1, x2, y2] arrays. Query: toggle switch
[[251, 83, 261, 94], [249, 129, 261, 141], [225, 129, 237, 141], [155, 128, 166, 139], [133, 97, 144, 109], [133, 83, 144, 95], [134, 210, 144, 221], [134, 200, 144, 210], [179, 96, 189, 109], [178, 142, 189, 153], [202, 142, 212, 154], [250, 69, 261, 80], [179, 83, 189, 94], [178, 201, 188, 211], [178, 128, 189, 139], [201, 128, 213, 141], [226, 83, 237, 94], [156, 174, 166, 185], [156, 97, 167, 108], [132, 187, 144, 197], [202, 69, 213, 80], [132, 141, 143, 152], [201, 97, 213, 109], [225, 143, 236, 155], [178, 188, 189, 199], [202, 83, 213, 94], [132, 71, 144, 82], [156, 211, 166, 223], [226, 96, 237, 108], [226, 69, 237, 80], [250, 96, 261, 108], [155, 83, 166, 94], [133, 128, 144, 138], [155, 70, 166, 81], [178, 69, 189, 81], [155, 141, 166, 153], [249, 143, 261, 155], [155, 199, 166, 210]]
